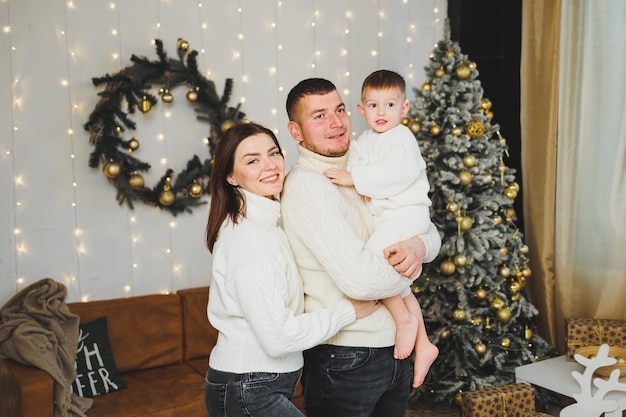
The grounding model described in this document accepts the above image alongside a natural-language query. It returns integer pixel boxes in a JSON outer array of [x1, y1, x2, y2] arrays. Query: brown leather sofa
[[0, 286, 304, 417]]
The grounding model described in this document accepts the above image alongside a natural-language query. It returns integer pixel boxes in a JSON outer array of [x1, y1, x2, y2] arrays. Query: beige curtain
[[521, 0, 626, 353]]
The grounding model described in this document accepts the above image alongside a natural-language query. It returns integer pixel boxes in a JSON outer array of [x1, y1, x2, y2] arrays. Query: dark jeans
[[204, 367, 304, 417], [301, 345, 411, 417]]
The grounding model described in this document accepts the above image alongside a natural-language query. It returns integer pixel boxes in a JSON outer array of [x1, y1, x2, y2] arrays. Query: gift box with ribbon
[[565, 317, 626, 361], [461, 383, 535, 417]]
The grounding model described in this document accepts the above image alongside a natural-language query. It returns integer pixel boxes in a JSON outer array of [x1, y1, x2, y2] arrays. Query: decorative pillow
[[71, 316, 127, 397]]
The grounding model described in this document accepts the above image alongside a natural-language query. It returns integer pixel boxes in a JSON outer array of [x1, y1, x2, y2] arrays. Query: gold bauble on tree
[[128, 173, 145, 190], [468, 61, 477, 71], [451, 126, 463, 137], [496, 307, 512, 323], [128, 137, 140, 152], [401, 117, 410, 126], [508, 280, 521, 294], [435, 66, 445, 77], [525, 326, 533, 340], [452, 309, 466, 321], [501, 337, 511, 348], [446, 201, 459, 213], [440, 329, 451, 340], [465, 119, 486, 138], [138, 96, 152, 113], [453, 253, 468, 267], [505, 207, 517, 219], [421, 81, 431, 91], [520, 244, 529, 254], [475, 287, 487, 300], [429, 124, 441, 136], [460, 215, 473, 231], [504, 186, 518, 199], [522, 267, 532, 278], [440, 260, 456, 276], [186, 88, 198, 102], [474, 341, 487, 356], [492, 215, 502, 226], [490, 297, 505, 311], [188, 181, 203, 198], [445, 49, 454, 58], [103, 161, 121, 179], [499, 265, 512, 278], [462, 154, 476, 168], [480, 98, 492, 112], [177, 38, 190, 51], [458, 169, 473, 186], [456, 64, 471, 79], [470, 316, 482, 326], [409, 119, 421, 134]]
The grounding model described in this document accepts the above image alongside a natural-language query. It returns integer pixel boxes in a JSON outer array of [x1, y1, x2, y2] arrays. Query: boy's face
[[357, 87, 409, 134]]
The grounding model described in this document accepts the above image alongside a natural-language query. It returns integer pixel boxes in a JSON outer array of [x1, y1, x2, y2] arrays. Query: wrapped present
[[566, 317, 626, 361], [461, 383, 535, 417]]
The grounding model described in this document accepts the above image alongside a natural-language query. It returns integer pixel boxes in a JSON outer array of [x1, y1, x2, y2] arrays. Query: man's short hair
[[286, 78, 337, 121]]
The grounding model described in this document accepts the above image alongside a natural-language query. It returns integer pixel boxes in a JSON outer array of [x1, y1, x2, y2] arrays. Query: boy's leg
[[403, 295, 439, 388], [382, 294, 418, 359]]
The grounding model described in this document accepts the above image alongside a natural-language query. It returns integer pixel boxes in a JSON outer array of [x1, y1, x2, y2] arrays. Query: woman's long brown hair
[[204, 122, 283, 252]]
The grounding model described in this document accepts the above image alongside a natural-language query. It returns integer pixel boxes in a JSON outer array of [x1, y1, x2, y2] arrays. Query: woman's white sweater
[[207, 189, 355, 373]]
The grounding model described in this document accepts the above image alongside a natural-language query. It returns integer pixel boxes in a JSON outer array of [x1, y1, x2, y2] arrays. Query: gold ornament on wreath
[[84, 38, 246, 215]]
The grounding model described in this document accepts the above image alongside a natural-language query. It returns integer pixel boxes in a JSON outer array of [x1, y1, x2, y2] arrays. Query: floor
[[405, 402, 461, 417]]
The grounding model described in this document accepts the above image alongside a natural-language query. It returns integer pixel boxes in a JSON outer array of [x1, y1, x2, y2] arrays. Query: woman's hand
[[347, 297, 381, 319]]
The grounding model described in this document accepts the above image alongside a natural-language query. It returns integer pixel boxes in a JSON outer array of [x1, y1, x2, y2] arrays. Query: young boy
[[323, 69, 439, 387]]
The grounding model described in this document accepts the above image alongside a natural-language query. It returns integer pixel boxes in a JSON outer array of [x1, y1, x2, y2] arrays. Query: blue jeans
[[204, 367, 304, 417], [301, 345, 410, 417]]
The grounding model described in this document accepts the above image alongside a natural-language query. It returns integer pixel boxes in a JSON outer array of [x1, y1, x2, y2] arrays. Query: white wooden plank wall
[[0, 0, 446, 304]]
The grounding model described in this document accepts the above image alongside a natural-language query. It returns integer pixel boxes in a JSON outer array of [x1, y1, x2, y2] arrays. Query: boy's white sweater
[[208, 189, 355, 373]]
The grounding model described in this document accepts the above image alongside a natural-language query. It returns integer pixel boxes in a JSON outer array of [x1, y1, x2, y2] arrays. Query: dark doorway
[[448, 0, 525, 233]]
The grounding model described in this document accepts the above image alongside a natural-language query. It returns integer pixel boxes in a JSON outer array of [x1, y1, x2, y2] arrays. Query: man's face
[[288, 90, 351, 157]]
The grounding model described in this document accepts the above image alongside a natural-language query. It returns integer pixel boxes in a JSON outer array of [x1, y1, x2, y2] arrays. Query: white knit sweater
[[281, 145, 441, 348], [208, 189, 355, 373]]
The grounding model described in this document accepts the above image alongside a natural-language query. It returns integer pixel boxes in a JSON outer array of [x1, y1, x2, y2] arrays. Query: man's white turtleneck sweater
[[281, 145, 441, 348], [208, 189, 356, 374]]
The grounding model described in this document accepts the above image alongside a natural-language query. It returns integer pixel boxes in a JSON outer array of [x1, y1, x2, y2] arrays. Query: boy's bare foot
[[393, 314, 419, 359], [412, 342, 439, 388]]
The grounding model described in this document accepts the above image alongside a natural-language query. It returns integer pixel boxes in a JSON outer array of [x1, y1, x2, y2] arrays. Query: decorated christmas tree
[[404, 22, 557, 405]]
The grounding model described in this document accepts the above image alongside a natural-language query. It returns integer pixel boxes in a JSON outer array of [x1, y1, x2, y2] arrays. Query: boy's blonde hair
[[361, 70, 406, 102]]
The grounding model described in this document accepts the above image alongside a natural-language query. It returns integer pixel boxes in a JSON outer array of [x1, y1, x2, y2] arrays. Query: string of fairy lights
[[1, 0, 444, 302]]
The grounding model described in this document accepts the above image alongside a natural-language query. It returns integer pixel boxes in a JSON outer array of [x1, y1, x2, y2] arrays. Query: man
[[281, 78, 441, 417]]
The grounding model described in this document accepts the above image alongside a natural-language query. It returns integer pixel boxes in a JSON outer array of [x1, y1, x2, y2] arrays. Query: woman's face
[[227, 133, 285, 198]]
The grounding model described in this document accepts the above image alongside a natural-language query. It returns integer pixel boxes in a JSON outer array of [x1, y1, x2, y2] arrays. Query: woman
[[204, 122, 379, 417]]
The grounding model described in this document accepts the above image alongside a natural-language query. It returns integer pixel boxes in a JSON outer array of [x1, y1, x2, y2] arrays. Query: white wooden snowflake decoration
[[560, 344, 626, 417]]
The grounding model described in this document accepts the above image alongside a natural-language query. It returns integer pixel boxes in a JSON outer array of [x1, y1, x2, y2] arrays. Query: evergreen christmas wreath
[[84, 38, 245, 215]]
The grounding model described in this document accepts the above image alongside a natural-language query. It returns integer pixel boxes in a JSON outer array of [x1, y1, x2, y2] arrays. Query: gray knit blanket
[[0, 278, 92, 417]]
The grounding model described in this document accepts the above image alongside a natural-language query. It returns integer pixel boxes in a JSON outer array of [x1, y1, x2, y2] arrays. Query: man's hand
[[383, 236, 427, 279]]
